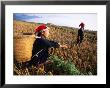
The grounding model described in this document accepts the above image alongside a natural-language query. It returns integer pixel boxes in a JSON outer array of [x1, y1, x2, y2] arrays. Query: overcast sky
[[14, 13, 97, 31]]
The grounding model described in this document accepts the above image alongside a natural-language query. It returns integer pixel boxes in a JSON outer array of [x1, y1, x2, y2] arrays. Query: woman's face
[[43, 28, 49, 38]]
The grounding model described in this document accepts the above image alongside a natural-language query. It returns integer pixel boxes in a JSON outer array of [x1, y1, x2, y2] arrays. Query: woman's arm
[[49, 41, 68, 48], [42, 38, 68, 48], [41, 38, 60, 48]]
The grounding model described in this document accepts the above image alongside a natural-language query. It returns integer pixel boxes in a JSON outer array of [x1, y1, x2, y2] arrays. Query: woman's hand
[[59, 44, 68, 48]]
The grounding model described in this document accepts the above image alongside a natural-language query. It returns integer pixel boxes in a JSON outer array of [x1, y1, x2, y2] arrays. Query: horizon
[[14, 19, 97, 32], [14, 13, 97, 31]]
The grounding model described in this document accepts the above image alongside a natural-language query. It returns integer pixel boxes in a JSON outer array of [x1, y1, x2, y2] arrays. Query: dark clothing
[[78, 28, 84, 37], [77, 28, 84, 44], [27, 37, 60, 67]]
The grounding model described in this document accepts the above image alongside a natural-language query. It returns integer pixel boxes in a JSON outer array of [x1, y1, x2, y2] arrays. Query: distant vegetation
[[13, 20, 97, 75]]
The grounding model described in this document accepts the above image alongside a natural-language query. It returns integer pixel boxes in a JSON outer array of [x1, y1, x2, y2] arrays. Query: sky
[[13, 13, 97, 31]]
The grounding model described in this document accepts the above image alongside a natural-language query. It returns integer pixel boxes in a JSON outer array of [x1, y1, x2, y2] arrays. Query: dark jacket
[[30, 37, 60, 66], [78, 28, 84, 37]]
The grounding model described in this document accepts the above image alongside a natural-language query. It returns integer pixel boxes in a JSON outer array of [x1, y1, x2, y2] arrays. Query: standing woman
[[77, 22, 85, 44]]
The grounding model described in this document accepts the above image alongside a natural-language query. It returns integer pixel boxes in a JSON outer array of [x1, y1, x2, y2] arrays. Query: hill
[[13, 20, 97, 75]]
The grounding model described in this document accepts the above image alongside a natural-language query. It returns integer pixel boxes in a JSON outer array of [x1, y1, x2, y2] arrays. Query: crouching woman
[[28, 24, 67, 68]]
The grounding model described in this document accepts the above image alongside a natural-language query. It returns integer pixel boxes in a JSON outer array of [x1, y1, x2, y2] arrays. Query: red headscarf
[[79, 22, 84, 28], [35, 24, 47, 33]]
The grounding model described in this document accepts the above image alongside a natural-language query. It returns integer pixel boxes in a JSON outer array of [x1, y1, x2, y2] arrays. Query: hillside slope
[[13, 20, 97, 75]]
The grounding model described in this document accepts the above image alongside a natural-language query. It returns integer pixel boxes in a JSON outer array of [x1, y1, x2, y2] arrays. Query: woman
[[77, 22, 85, 44], [28, 24, 67, 68]]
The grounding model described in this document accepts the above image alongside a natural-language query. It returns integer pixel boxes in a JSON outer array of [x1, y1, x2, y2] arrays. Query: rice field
[[13, 20, 97, 75]]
